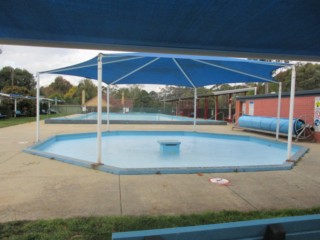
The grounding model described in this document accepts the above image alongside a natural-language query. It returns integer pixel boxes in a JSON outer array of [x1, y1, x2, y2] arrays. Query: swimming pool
[[45, 112, 226, 125], [24, 131, 307, 175]]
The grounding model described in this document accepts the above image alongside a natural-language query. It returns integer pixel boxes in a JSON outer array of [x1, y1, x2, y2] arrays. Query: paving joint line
[[227, 186, 258, 210], [0, 151, 23, 165], [292, 169, 320, 185]]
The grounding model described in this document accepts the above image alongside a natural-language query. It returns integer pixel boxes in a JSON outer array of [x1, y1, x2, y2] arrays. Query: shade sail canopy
[[42, 53, 288, 87], [0, 92, 36, 100], [0, 93, 65, 102], [1, 0, 320, 61]]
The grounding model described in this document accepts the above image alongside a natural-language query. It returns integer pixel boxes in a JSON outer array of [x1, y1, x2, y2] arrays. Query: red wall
[[236, 95, 320, 142]]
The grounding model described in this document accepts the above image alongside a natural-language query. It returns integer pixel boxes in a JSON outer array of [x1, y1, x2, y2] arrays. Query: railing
[[112, 214, 320, 240], [215, 111, 225, 120]]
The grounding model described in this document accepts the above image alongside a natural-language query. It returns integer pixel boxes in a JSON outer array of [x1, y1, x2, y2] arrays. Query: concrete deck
[[0, 121, 319, 223]]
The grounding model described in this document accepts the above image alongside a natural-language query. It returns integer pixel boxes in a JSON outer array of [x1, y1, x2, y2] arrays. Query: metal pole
[[275, 82, 282, 140], [14, 99, 17, 118], [36, 73, 40, 142], [287, 66, 296, 160], [48, 101, 51, 114], [97, 54, 103, 164], [228, 94, 232, 120], [204, 97, 208, 119], [177, 99, 180, 116], [107, 84, 110, 131], [215, 96, 218, 120], [11, 68, 14, 87], [193, 88, 197, 131]]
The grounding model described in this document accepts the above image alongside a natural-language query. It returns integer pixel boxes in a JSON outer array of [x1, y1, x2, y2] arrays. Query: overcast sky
[[0, 44, 162, 92]]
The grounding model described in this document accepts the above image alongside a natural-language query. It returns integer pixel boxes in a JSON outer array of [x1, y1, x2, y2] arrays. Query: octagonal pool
[[24, 131, 308, 175]]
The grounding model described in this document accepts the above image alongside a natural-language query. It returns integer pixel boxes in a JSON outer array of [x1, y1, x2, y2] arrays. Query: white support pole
[[276, 82, 282, 140], [215, 96, 218, 120], [287, 66, 296, 160], [36, 73, 40, 142], [172, 58, 198, 130], [254, 87, 257, 95], [177, 100, 179, 116], [107, 84, 110, 131], [228, 94, 232, 120], [97, 54, 103, 164], [193, 88, 197, 131], [48, 101, 51, 114], [14, 99, 17, 117], [175, 102, 178, 116]]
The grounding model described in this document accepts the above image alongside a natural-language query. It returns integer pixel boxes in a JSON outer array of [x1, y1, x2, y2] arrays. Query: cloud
[[0, 45, 102, 86], [0, 44, 162, 92]]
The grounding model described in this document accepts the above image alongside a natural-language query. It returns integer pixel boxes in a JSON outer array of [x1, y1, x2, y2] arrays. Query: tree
[[149, 91, 158, 99], [40, 76, 73, 101], [110, 86, 130, 100], [148, 91, 162, 109], [158, 86, 194, 100], [193, 86, 213, 97], [127, 85, 143, 100], [0, 66, 36, 91], [75, 79, 97, 104], [275, 63, 320, 92], [1, 86, 36, 116], [109, 86, 162, 110], [64, 86, 78, 104], [134, 90, 152, 108], [14, 68, 36, 90], [49, 76, 73, 94]]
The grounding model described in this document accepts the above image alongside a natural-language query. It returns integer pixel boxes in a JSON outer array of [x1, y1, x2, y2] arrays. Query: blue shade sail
[[1, 0, 320, 60], [42, 52, 288, 87]]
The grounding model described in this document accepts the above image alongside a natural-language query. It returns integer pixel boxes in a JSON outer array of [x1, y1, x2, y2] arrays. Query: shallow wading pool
[[24, 131, 308, 175]]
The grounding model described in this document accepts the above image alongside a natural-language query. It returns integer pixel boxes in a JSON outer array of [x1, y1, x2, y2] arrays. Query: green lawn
[[0, 114, 68, 128], [1, 208, 320, 240]]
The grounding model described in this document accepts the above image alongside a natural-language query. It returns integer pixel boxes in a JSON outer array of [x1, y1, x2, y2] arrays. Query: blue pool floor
[[25, 131, 307, 175]]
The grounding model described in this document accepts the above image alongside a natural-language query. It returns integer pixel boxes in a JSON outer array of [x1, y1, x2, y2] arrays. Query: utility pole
[[11, 67, 14, 87]]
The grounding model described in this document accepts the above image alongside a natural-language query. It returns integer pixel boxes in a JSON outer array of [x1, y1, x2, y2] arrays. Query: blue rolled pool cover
[[238, 115, 304, 135]]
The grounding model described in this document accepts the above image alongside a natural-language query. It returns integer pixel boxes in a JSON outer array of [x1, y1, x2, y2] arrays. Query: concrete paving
[[0, 121, 319, 222]]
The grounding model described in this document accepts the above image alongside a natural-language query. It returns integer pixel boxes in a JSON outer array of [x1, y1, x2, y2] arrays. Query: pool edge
[[23, 131, 309, 175], [44, 119, 227, 125]]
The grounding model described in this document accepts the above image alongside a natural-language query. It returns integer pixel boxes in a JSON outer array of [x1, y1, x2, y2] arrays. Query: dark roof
[[164, 88, 256, 102], [236, 89, 320, 100]]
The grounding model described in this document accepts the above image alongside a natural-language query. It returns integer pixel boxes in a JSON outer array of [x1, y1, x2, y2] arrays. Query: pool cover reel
[[238, 116, 305, 135]]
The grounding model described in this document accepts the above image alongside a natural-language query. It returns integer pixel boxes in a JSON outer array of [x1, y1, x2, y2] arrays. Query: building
[[235, 89, 320, 142]]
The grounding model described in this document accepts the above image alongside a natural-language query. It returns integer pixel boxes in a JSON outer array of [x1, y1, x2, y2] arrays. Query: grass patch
[[1, 207, 320, 239], [0, 114, 69, 128]]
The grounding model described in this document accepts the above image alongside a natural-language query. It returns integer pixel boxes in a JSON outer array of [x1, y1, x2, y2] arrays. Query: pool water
[[25, 131, 307, 175], [78, 112, 195, 121], [45, 112, 226, 125]]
